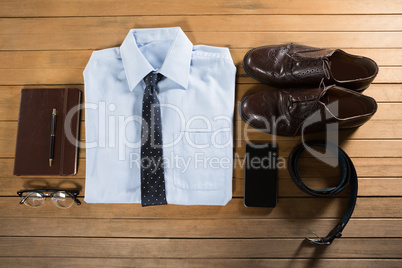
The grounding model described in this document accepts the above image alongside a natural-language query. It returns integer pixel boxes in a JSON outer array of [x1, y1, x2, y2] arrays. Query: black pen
[[49, 108, 57, 167]]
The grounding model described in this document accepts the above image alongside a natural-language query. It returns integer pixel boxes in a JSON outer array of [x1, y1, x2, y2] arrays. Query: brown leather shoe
[[243, 44, 378, 92], [239, 84, 377, 136]]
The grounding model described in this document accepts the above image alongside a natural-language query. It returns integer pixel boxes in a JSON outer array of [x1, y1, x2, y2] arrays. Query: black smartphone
[[244, 142, 278, 208]]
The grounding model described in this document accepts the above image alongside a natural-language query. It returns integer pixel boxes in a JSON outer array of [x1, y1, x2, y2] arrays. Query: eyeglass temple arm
[[73, 197, 81, 205], [63, 191, 82, 206], [19, 196, 28, 204], [17, 191, 33, 205]]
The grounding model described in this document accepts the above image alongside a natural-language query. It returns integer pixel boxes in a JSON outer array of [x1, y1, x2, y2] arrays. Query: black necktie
[[140, 72, 167, 207]]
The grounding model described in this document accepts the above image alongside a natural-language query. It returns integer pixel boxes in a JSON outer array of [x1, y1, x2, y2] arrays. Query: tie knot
[[144, 72, 164, 87]]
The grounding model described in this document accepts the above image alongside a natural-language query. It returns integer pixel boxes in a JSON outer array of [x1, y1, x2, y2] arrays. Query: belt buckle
[[306, 223, 344, 246]]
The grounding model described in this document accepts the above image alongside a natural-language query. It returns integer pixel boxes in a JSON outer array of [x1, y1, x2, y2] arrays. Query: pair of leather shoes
[[240, 44, 378, 136]]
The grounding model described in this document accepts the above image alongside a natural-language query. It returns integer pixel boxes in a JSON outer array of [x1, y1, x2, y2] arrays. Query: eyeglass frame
[[17, 189, 81, 207]]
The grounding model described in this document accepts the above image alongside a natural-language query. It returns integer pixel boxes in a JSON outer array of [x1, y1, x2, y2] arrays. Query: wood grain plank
[[235, 102, 402, 121], [237, 66, 402, 83], [1, 0, 401, 17], [0, 51, 90, 69], [2, 119, 402, 154], [0, 258, 400, 268], [0, 84, 398, 105], [1, 138, 401, 159], [0, 218, 400, 238], [0, 0, 400, 264], [0, 106, 399, 147], [0, 69, 84, 85], [2, 15, 402, 34], [2, 121, 402, 159], [0, 237, 401, 258], [4, 118, 402, 147], [0, 178, 84, 196], [233, 140, 402, 158], [232, 177, 402, 198], [0, 197, 401, 219], [2, 157, 402, 179], [233, 157, 402, 178], [2, 49, 402, 70], [3, 176, 401, 198], [232, 48, 402, 67], [0, 66, 399, 85], [235, 120, 402, 140], [358, 177, 402, 197], [235, 84, 402, 103], [1, 32, 402, 50], [0, 84, 400, 122]]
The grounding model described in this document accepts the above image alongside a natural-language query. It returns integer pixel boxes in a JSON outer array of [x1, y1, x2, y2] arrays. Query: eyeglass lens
[[22, 191, 74, 209], [51, 191, 74, 208], [23, 192, 45, 208]]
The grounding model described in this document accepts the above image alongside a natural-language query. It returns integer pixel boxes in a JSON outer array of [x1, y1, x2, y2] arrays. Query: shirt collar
[[120, 27, 193, 92]]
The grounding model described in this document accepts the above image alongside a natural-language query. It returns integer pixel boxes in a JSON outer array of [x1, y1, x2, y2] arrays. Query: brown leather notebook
[[13, 88, 81, 176]]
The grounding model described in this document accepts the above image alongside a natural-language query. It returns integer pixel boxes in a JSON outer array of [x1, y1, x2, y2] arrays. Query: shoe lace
[[286, 50, 331, 79], [292, 79, 328, 136]]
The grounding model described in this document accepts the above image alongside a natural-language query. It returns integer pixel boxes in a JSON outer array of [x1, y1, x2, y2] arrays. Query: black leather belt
[[288, 140, 358, 245]]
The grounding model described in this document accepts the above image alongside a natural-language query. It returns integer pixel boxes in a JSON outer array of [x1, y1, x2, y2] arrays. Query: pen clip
[[51, 108, 57, 135]]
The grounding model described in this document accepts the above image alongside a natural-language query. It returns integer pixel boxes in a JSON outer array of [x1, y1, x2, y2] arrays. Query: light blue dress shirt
[[83, 27, 236, 205]]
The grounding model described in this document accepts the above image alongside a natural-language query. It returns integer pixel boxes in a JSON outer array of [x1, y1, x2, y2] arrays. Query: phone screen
[[244, 143, 278, 208]]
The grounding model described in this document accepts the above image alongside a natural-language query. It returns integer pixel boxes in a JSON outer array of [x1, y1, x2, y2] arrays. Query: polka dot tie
[[140, 72, 167, 207]]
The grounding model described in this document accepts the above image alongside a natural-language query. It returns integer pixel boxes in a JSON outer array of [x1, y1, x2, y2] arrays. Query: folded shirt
[[83, 27, 236, 205]]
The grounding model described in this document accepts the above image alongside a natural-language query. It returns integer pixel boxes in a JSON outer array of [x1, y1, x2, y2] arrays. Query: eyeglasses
[[17, 190, 81, 209]]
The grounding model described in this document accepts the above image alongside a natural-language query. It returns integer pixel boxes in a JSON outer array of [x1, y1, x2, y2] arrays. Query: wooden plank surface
[[0, 197, 401, 219], [1, 0, 401, 16], [1, 133, 402, 158], [0, 237, 401, 258], [0, 0, 401, 266], [1, 218, 402, 238], [2, 157, 402, 178], [2, 15, 402, 33], [3, 118, 402, 144], [2, 48, 402, 69], [1, 66, 402, 84], [3, 138, 402, 158], [0, 258, 400, 268], [2, 177, 402, 197], [2, 32, 402, 50], [1, 85, 401, 124]]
